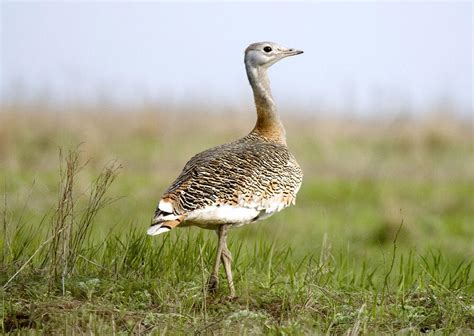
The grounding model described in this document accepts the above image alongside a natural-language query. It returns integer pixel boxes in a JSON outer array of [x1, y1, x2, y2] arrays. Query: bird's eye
[[263, 46, 272, 53]]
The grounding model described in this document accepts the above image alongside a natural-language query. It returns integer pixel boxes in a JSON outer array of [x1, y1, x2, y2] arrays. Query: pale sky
[[1, 1, 472, 115]]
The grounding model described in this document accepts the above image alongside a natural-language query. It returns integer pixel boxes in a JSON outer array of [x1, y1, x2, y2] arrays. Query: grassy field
[[1, 104, 473, 334]]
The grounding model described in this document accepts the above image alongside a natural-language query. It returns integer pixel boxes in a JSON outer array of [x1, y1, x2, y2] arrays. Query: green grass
[[1, 106, 473, 334]]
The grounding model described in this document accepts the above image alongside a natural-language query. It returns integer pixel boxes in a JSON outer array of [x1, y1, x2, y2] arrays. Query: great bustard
[[147, 42, 303, 298]]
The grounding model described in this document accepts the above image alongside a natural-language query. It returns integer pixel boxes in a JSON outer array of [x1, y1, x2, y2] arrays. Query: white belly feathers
[[156, 192, 293, 230], [186, 204, 261, 226]]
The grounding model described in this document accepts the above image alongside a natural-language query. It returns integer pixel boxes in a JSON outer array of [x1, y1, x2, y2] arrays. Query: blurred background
[[1, 2, 472, 115], [0, 2, 473, 258]]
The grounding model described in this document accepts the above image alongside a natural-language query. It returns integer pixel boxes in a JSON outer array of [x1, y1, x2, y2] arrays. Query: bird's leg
[[221, 235, 236, 299], [207, 225, 227, 294]]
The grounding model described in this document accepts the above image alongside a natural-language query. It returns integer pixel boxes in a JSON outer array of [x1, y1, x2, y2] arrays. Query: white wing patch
[[158, 199, 174, 213]]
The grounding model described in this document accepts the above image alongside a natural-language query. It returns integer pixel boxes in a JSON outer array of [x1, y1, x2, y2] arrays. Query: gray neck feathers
[[245, 62, 286, 144]]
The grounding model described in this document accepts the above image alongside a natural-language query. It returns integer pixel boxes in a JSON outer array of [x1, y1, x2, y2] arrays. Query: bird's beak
[[282, 48, 304, 57]]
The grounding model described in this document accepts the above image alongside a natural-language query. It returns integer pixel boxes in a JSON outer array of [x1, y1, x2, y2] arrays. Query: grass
[[0, 103, 473, 334]]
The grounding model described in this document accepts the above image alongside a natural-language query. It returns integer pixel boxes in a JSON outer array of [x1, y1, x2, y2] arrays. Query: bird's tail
[[147, 211, 185, 236]]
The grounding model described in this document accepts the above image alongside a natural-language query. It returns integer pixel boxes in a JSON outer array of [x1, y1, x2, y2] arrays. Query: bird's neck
[[245, 63, 286, 144]]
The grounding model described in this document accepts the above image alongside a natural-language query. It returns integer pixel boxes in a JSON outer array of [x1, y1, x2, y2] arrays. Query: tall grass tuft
[[47, 148, 121, 293]]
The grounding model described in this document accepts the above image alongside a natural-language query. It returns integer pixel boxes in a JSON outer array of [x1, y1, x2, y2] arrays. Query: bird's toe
[[207, 275, 219, 294], [221, 295, 238, 303]]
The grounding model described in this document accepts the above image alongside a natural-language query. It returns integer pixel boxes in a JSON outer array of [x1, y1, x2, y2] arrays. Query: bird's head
[[244, 41, 303, 69]]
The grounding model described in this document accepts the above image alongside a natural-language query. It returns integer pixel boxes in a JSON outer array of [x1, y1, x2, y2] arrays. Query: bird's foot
[[207, 275, 219, 294], [221, 295, 238, 303]]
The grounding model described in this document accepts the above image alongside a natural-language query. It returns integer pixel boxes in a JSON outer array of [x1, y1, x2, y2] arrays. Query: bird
[[147, 42, 304, 298]]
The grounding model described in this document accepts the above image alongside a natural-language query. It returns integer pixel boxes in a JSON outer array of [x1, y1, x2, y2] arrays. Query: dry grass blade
[[67, 160, 122, 273], [48, 148, 80, 291], [44, 148, 121, 292]]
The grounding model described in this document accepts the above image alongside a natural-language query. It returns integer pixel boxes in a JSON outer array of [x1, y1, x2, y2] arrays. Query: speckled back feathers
[[153, 132, 302, 226]]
